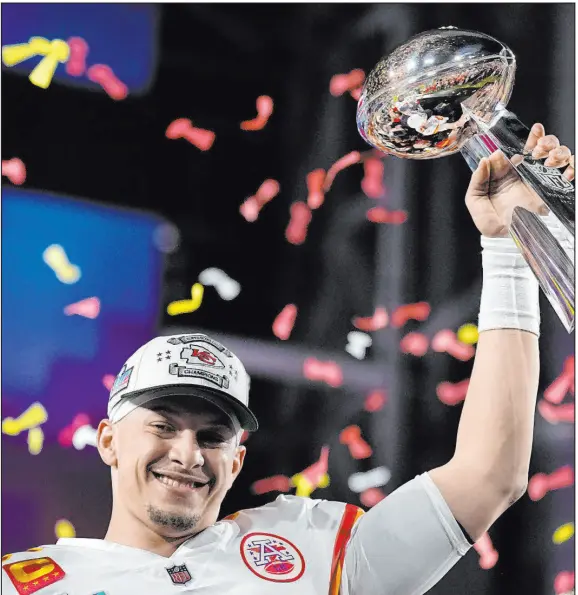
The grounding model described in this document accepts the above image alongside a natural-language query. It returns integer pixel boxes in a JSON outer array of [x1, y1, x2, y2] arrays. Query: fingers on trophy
[[356, 27, 575, 332]]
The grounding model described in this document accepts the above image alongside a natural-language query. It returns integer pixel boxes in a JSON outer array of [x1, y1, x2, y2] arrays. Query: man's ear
[[96, 419, 118, 468], [229, 445, 246, 488]]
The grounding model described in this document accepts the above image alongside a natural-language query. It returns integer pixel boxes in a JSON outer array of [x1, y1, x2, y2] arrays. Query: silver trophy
[[357, 27, 575, 332]]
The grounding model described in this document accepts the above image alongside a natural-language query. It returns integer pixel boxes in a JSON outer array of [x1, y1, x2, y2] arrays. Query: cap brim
[[115, 384, 259, 432]]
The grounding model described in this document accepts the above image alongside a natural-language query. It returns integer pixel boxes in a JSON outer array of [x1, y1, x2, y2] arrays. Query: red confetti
[[537, 400, 575, 424], [303, 357, 343, 388], [528, 466, 574, 501], [361, 157, 385, 199], [366, 206, 408, 225], [285, 202, 312, 245], [400, 332, 429, 356], [555, 571, 575, 595], [306, 169, 326, 209], [436, 379, 470, 406], [473, 532, 499, 570], [241, 95, 274, 131], [329, 68, 365, 97], [360, 487, 386, 507], [2, 158, 26, 185], [58, 413, 91, 447], [272, 304, 298, 340], [239, 178, 280, 222], [364, 389, 387, 412], [324, 151, 361, 191], [166, 118, 216, 151], [391, 302, 431, 328], [339, 425, 372, 459], [352, 307, 388, 332], [251, 475, 292, 495], [87, 64, 128, 100], [431, 329, 475, 361], [63, 296, 101, 319], [544, 355, 575, 404], [66, 36, 89, 76]]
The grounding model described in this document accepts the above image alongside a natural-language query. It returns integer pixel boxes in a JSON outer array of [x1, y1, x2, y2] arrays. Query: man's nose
[[168, 430, 205, 469]]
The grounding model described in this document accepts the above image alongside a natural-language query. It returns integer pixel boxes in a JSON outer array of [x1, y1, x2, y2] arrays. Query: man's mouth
[[151, 472, 210, 491]]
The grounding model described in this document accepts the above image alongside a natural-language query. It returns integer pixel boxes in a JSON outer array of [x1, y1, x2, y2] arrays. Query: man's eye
[[199, 432, 227, 444], [152, 423, 174, 432]]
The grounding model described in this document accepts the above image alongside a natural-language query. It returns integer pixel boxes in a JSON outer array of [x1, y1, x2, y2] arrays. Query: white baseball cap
[[107, 333, 258, 431]]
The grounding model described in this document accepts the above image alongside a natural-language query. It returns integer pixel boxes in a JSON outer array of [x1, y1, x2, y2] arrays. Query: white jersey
[[2, 473, 471, 595]]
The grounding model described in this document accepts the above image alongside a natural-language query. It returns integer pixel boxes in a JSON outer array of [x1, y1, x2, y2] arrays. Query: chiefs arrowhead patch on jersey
[[3, 557, 66, 595], [240, 532, 305, 583]]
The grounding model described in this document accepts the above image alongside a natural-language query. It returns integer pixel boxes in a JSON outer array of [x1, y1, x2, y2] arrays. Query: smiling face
[[97, 395, 246, 542]]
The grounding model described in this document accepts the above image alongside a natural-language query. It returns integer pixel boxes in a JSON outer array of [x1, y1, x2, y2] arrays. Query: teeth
[[155, 474, 201, 490]]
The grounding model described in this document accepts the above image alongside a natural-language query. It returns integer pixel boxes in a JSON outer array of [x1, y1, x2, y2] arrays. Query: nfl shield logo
[[166, 563, 192, 585]]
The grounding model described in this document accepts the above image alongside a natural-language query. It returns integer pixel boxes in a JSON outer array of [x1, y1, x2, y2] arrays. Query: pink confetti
[[360, 487, 386, 507], [339, 425, 372, 459], [324, 151, 361, 191], [298, 445, 330, 486], [431, 329, 475, 362], [87, 64, 128, 100], [285, 202, 312, 245], [66, 36, 89, 76], [272, 304, 298, 340], [364, 389, 387, 412], [303, 357, 343, 388], [241, 95, 274, 131], [544, 355, 574, 404], [102, 374, 115, 391], [306, 169, 326, 209], [329, 68, 365, 97], [555, 571, 575, 595], [240, 178, 281, 222], [473, 532, 499, 570], [528, 466, 574, 501], [2, 158, 26, 185], [58, 413, 91, 447], [352, 307, 388, 332], [63, 297, 101, 319], [537, 400, 575, 424], [166, 118, 216, 151], [400, 332, 429, 356], [436, 379, 470, 406], [349, 86, 362, 101], [366, 206, 408, 225], [361, 157, 385, 199], [391, 302, 431, 328]]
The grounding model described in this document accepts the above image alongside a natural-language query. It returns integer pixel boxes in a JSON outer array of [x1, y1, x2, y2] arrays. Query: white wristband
[[478, 235, 540, 336]]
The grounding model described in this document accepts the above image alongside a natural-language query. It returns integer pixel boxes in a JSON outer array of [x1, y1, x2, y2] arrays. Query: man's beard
[[147, 505, 201, 534]]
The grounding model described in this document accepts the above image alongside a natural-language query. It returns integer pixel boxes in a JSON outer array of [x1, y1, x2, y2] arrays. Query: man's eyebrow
[[147, 403, 235, 432]]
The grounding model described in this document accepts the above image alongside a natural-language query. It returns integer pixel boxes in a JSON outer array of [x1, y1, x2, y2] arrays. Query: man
[[2, 125, 573, 594]]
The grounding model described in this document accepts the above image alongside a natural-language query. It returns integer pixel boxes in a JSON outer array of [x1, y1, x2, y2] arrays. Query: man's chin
[[146, 504, 201, 535]]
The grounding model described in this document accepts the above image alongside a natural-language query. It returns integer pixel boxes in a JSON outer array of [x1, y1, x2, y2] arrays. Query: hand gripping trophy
[[357, 27, 575, 332]]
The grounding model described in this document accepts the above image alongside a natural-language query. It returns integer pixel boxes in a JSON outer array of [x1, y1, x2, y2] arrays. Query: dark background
[[2, 4, 575, 595]]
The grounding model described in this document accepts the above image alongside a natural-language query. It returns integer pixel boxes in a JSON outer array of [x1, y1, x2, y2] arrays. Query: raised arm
[[428, 124, 574, 541]]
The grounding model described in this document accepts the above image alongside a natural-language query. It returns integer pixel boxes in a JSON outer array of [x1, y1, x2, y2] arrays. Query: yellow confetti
[[167, 283, 204, 316], [553, 523, 574, 544], [457, 323, 479, 345], [55, 519, 76, 539], [2, 403, 48, 436], [27, 427, 44, 455], [43, 244, 81, 284]]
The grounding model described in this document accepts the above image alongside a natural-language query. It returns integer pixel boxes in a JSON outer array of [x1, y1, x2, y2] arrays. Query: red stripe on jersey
[[328, 504, 364, 595]]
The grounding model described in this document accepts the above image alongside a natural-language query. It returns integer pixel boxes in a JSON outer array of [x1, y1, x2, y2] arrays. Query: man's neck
[[104, 511, 206, 558]]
